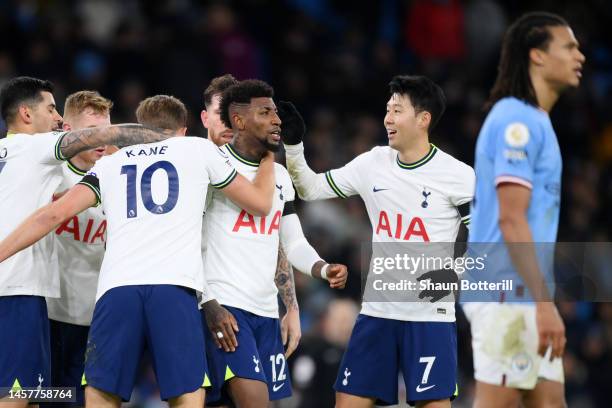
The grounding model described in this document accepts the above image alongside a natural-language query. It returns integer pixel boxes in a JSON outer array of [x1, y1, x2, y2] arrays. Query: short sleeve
[[30, 131, 68, 165], [325, 150, 370, 199], [493, 120, 543, 189], [278, 165, 296, 202], [78, 168, 102, 206], [278, 167, 297, 216], [200, 140, 237, 189], [449, 163, 475, 225]]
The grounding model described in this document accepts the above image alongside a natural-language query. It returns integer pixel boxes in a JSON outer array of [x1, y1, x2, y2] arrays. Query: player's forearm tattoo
[[275, 247, 298, 311], [59, 124, 174, 159]]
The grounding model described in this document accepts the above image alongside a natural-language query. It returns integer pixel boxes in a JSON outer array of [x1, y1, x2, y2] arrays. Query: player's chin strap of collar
[[5, 132, 16, 138]]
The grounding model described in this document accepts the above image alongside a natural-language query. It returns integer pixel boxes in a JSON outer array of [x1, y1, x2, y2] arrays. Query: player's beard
[[261, 137, 280, 153]]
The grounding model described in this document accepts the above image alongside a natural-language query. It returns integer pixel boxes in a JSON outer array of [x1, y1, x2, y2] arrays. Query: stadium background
[[1, 0, 611, 406]]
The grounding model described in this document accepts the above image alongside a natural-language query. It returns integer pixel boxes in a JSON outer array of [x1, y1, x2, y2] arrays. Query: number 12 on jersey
[[120, 161, 180, 218]]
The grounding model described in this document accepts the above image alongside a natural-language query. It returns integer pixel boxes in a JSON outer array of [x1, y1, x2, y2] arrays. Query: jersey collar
[[67, 160, 88, 176], [396, 144, 438, 170], [226, 144, 260, 167]]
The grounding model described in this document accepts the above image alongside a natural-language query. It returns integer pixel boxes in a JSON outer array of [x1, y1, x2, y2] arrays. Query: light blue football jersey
[[466, 97, 562, 301]]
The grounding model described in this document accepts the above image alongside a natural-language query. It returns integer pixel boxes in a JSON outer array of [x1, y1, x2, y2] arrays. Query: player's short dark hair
[[486, 12, 568, 110], [203, 74, 239, 108], [219, 79, 274, 129], [136, 95, 188, 131], [0, 76, 54, 124], [388, 75, 446, 132]]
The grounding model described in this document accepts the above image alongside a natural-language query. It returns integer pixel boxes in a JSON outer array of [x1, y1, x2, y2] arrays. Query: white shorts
[[462, 303, 564, 389]]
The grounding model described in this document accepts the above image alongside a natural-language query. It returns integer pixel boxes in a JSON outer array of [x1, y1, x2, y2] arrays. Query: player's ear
[[18, 104, 32, 125], [418, 111, 431, 131], [201, 110, 209, 128], [233, 113, 245, 131], [529, 48, 545, 66], [62, 122, 72, 132]]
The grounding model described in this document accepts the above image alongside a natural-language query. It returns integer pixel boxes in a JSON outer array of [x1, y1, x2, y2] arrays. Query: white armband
[[280, 213, 323, 276], [284, 142, 338, 201]]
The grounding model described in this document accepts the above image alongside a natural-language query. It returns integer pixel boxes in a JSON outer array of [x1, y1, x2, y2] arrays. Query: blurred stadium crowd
[[1, 0, 611, 407]]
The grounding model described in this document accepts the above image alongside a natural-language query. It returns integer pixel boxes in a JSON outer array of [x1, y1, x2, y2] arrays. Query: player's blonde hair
[[63, 90, 113, 120], [136, 95, 188, 131]]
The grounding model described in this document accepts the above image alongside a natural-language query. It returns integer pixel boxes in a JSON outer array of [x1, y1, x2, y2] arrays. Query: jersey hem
[[47, 315, 92, 327], [359, 308, 456, 323], [215, 298, 279, 319], [96, 281, 202, 302]]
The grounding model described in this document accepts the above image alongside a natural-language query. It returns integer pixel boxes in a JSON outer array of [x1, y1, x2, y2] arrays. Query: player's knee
[[532, 395, 567, 408], [415, 398, 451, 408], [84, 386, 121, 408], [228, 378, 269, 408], [335, 391, 375, 408], [167, 388, 205, 408]]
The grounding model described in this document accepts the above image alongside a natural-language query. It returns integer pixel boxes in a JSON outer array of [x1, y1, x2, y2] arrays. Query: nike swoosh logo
[[373, 187, 389, 193], [272, 382, 285, 392], [415, 384, 435, 392]]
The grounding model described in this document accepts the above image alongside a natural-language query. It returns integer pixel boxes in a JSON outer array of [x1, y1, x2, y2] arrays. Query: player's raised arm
[[279, 101, 356, 201], [0, 184, 97, 264], [220, 150, 275, 216], [58, 124, 174, 160]]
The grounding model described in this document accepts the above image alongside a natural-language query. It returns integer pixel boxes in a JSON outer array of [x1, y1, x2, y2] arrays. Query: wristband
[[321, 264, 330, 281]]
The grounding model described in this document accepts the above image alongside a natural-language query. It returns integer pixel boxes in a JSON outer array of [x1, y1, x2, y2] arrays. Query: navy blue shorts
[[334, 314, 458, 406], [0, 295, 50, 394], [82, 285, 208, 402], [40, 319, 89, 407], [203, 306, 292, 406]]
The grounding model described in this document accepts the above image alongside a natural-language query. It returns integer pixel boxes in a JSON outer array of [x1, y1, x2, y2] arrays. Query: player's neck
[[231, 136, 266, 163], [6, 123, 36, 135], [69, 154, 94, 171], [531, 72, 560, 113], [397, 137, 431, 164]]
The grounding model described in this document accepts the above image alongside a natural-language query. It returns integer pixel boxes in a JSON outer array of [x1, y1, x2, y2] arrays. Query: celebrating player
[[0, 93, 276, 407], [201, 74, 302, 364], [0, 77, 174, 407], [200, 79, 347, 408], [44, 90, 113, 408], [463, 12, 585, 408], [281, 75, 474, 408], [201, 74, 238, 146]]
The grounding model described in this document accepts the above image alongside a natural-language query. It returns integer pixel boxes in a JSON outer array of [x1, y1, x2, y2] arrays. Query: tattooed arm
[[59, 124, 174, 159], [275, 246, 301, 358], [275, 246, 298, 311]]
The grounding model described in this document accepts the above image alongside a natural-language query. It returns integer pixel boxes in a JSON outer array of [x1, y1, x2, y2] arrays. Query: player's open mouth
[[270, 130, 281, 141], [221, 130, 233, 140], [574, 68, 582, 78], [94, 147, 106, 154], [387, 129, 397, 137]]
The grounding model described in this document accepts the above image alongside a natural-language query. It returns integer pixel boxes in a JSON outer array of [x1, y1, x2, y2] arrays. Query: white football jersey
[[82, 137, 237, 301], [203, 144, 295, 318], [46, 161, 106, 325], [292, 144, 474, 322], [0, 132, 66, 297]]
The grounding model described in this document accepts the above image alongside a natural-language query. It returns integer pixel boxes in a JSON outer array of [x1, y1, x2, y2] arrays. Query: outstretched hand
[[326, 264, 348, 289], [277, 101, 306, 145]]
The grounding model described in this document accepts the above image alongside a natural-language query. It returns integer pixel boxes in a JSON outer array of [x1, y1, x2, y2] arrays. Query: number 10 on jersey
[[120, 161, 180, 218]]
